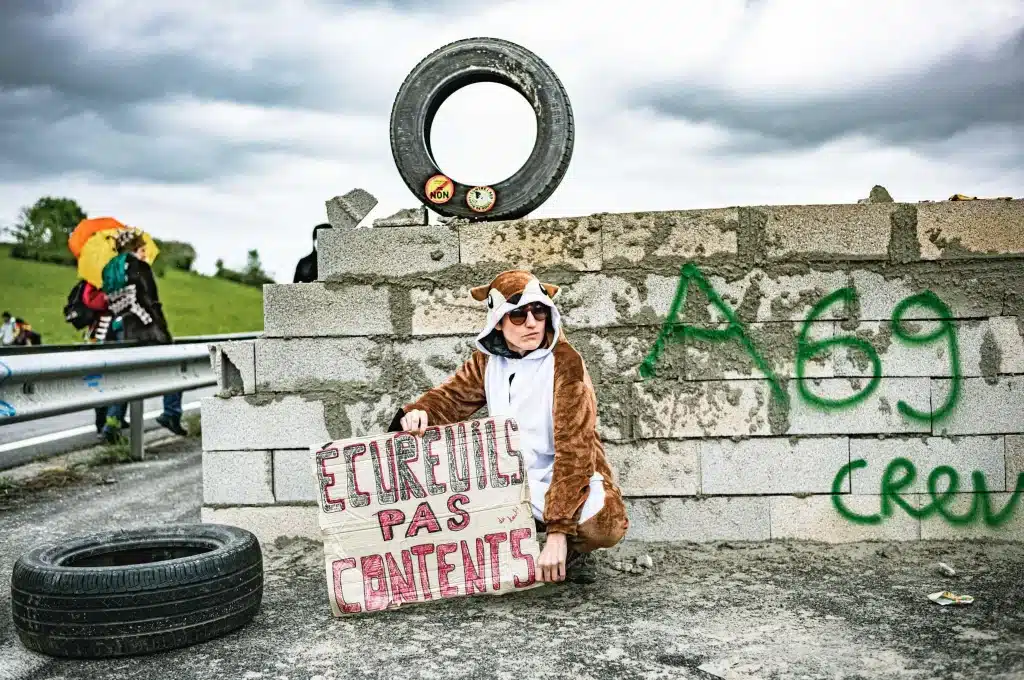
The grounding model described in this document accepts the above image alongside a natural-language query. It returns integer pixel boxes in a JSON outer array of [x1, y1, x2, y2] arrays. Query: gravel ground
[[1, 439, 1022, 680]]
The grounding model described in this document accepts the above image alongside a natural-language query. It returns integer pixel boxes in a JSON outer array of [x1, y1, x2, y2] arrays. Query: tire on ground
[[390, 37, 574, 222], [10, 523, 263, 658]]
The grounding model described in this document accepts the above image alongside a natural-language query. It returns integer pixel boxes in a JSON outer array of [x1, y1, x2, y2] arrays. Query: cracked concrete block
[[273, 449, 317, 503], [255, 337, 382, 392], [918, 493, 1024, 540], [459, 216, 602, 271], [325, 188, 377, 229], [557, 274, 639, 328], [625, 497, 771, 542], [373, 206, 428, 227], [209, 339, 256, 396], [832, 317, 1024, 379], [201, 395, 332, 451], [784, 377, 932, 436], [202, 506, 319, 547], [918, 200, 1024, 259], [632, 380, 773, 438], [604, 440, 699, 496], [685, 321, 836, 380], [757, 203, 896, 260], [202, 450, 274, 505], [570, 327, 665, 383], [701, 437, 849, 495], [770, 495, 920, 542], [317, 225, 458, 278], [602, 208, 739, 266], [933, 377, 1024, 435], [263, 283, 392, 338], [1006, 436, 1024, 490], [392, 336, 477, 388], [410, 285, 488, 336], [849, 436, 1005, 495]]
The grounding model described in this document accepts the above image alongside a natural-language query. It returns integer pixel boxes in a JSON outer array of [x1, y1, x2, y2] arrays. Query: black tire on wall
[[390, 37, 574, 222], [10, 524, 263, 658]]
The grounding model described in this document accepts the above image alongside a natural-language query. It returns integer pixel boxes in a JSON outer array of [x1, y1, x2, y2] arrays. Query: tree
[[213, 250, 274, 288], [6, 196, 87, 265]]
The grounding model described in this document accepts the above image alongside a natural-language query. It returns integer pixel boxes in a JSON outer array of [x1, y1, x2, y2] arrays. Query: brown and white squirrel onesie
[[394, 270, 629, 552]]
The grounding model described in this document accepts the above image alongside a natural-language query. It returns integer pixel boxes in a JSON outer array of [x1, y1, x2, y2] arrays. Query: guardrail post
[[129, 400, 144, 461]]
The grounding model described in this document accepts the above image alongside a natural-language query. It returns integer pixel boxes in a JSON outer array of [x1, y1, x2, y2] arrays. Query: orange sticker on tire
[[425, 174, 454, 204], [466, 186, 496, 213]]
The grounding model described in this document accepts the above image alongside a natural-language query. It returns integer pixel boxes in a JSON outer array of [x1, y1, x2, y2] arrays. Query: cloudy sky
[[1, 0, 1021, 280]]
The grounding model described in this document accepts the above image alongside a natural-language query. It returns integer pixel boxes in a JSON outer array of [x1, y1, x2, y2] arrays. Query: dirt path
[[1, 441, 1021, 680]]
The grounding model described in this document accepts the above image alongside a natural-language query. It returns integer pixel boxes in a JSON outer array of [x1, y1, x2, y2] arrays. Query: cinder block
[[201, 395, 332, 451], [918, 200, 1024, 259], [325, 188, 377, 229], [632, 380, 773, 439], [202, 506, 320, 547], [263, 283, 392, 338], [769, 495, 920, 542], [316, 225, 459, 278], [849, 436, 1006, 494], [757, 203, 896, 260], [701, 437, 849, 495], [832, 317, 1024, 378], [410, 285, 487, 336], [602, 208, 738, 266], [459, 216, 601, 271], [604, 440, 699, 496], [255, 337, 382, 392], [933, 377, 1024, 435], [685, 321, 836, 380], [209, 339, 256, 396], [1008, 436, 1024, 491], [392, 336, 477, 388], [558, 274, 639, 328], [918, 493, 1024, 540], [624, 497, 771, 542], [373, 206, 428, 228], [202, 450, 274, 505], [570, 327, 665, 383], [273, 449, 317, 503], [785, 378, 932, 435], [594, 383, 631, 442]]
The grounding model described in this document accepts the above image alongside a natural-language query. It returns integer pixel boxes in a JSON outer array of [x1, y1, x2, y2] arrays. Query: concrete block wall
[[201, 199, 1024, 547]]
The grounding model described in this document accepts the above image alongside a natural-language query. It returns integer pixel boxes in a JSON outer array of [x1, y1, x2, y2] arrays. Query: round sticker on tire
[[466, 186, 496, 213], [425, 174, 454, 204]]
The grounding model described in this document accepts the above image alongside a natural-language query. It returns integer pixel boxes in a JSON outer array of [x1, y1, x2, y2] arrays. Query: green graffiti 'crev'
[[889, 291, 961, 423], [831, 457, 1024, 528], [639, 263, 787, 404], [796, 287, 882, 410]]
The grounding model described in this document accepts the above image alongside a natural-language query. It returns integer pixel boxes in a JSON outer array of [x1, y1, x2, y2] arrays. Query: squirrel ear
[[541, 283, 560, 299], [470, 285, 490, 301]]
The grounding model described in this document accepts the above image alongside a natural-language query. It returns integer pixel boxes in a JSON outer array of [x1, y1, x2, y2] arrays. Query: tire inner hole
[[429, 82, 538, 187], [62, 542, 216, 567]]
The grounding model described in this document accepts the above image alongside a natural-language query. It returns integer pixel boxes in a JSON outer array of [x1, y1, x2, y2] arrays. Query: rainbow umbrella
[[77, 227, 160, 287]]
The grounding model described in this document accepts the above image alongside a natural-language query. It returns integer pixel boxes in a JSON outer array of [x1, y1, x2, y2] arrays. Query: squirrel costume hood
[[470, 270, 563, 359]]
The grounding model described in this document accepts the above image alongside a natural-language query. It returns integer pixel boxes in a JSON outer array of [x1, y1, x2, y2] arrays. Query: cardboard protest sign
[[311, 416, 542, 616]]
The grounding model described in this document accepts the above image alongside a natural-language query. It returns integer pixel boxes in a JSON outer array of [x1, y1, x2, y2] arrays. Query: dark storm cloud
[[634, 31, 1024, 160], [0, 0, 367, 183]]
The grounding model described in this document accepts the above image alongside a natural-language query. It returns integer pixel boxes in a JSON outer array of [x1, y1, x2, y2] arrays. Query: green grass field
[[0, 245, 264, 344]]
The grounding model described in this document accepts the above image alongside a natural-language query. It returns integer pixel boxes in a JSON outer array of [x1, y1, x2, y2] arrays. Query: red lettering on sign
[[435, 542, 459, 598], [510, 528, 536, 588], [483, 532, 508, 591], [376, 508, 406, 541], [331, 558, 361, 613], [405, 501, 441, 538], [410, 544, 435, 599], [446, 493, 471, 531], [461, 538, 488, 595], [386, 550, 419, 606], [360, 554, 390, 612]]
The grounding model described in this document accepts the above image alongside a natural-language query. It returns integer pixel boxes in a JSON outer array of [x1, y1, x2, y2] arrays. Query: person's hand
[[538, 532, 567, 582], [400, 409, 429, 436]]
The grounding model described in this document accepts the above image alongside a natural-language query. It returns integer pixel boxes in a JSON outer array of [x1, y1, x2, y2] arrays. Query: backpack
[[64, 280, 99, 330]]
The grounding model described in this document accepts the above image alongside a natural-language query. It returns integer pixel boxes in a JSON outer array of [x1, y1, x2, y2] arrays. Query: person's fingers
[[557, 559, 565, 582]]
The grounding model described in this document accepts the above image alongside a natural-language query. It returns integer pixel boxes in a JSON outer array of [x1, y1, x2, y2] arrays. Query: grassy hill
[[0, 245, 264, 345]]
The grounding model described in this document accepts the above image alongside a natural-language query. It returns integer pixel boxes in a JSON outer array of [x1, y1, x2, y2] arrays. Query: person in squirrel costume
[[389, 269, 629, 584]]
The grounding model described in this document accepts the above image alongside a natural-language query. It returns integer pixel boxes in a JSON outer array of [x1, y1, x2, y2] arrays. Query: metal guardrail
[[0, 331, 260, 356], [0, 332, 259, 460]]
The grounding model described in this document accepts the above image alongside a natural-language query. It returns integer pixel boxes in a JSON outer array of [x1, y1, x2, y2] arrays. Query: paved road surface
[[1, 439, 1022, 679], [0, 387, 214, 470]]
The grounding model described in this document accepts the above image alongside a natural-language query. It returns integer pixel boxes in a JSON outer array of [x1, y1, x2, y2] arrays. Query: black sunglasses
[[506, 302, 549, 326]]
